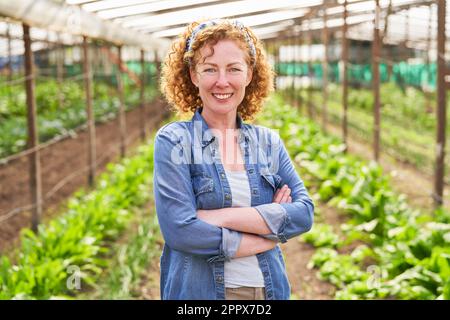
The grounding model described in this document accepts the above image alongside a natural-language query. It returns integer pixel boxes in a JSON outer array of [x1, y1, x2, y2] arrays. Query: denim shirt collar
[[192, 107, 250, 147]]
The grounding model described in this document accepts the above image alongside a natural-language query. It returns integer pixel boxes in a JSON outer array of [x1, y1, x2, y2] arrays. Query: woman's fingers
[[272, 187, 281, 203], [279, 186, 291, 203], [273, 185, 291, 203], [273, 185, 286, 203]]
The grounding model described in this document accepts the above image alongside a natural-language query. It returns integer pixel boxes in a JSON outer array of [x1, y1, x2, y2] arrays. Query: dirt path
[[282, 200, 344, 300], [0, 98, 170, 253], [282, 240, 335, 299], [137, 254, 161, 300]]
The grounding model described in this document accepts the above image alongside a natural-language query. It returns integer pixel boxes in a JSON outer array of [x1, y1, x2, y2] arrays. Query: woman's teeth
[[212, 93, 233, 100]]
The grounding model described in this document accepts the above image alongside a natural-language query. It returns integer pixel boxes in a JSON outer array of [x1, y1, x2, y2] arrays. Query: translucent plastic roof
[[0, 0, 445, 57], [65, 0, 439, 41]]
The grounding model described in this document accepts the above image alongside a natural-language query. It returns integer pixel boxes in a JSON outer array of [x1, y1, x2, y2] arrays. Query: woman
[[154, 19, 314, 300]]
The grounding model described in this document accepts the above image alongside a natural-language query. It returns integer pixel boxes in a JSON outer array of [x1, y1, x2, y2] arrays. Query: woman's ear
[[190, 67, 199, 87]]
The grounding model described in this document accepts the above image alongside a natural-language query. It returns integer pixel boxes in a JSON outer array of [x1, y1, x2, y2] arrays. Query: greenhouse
[[0, 0, 448, 301]]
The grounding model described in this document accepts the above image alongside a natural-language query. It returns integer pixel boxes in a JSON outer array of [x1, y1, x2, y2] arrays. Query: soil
[[0, 97, 171, 253], [281, 200, 347, 300]]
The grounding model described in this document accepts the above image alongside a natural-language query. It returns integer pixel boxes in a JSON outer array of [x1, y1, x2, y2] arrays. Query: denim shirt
[[153, 108, 314, 300]]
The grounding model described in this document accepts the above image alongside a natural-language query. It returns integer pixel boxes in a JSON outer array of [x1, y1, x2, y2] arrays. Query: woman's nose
[[215, 70, 230, 87]]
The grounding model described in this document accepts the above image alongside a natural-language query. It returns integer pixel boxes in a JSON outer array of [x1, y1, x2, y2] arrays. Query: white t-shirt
[[224, 169, 265, 288]]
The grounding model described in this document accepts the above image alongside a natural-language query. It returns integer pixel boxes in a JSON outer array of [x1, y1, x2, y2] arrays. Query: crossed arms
[[197, 185, 292, 258]]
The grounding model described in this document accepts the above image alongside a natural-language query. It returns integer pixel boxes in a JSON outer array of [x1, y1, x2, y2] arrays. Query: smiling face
[[189, 39, 253, 119]]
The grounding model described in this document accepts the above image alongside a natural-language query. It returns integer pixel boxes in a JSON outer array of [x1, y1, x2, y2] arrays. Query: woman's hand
[[273, 184, 292, 204]]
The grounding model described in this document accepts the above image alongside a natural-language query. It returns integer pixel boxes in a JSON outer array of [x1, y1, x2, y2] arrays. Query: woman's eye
[[203, 68, 216, 73], [229, 68, 242, 72]]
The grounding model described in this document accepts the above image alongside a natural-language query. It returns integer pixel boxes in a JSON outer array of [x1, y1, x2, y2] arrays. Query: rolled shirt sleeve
[[254, 203, 290, 243], [208, 228, 242, 263]]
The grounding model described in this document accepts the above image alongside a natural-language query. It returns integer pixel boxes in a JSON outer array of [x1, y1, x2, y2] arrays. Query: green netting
[[126, 61, 157, 75], [276, 62, 437, 89], [392, 62, 436, 89], [64, 64, 82, 77], [277, 62, 340, 82], [348, 63, 389, 83]]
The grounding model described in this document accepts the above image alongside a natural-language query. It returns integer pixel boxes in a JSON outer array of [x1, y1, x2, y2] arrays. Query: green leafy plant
[[0, 140, 156, 299], [0, 78, 157, 158], [259, 94, 450, 300]]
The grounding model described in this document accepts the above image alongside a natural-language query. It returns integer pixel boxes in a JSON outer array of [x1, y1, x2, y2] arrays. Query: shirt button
[[225, 194, 231, 200], [248, 169, 254, 174], [220, 173, 226, 179], [252, 190, 258, 195], [216, 276, 224, 283]]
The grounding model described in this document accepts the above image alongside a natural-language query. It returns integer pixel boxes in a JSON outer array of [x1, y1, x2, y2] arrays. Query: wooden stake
[[322, 4, 329, 133], [434, 0, 446, 207], [373, 0, 381, 162], [342, 0, 349, 151], [23, 23, 42, 232], [117, 45, 126, 158], [140, 49, 147, 141], [82, 36, 96, 186]]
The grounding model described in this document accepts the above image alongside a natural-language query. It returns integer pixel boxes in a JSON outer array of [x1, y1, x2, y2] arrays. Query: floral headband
[[185, 19, 256, 65]]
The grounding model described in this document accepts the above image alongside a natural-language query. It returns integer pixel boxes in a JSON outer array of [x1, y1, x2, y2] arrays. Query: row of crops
[[0, 75, 157, 159], [284, 82, 450, 182], [259, 94, 450, 299], [0, 139, 161, 299]]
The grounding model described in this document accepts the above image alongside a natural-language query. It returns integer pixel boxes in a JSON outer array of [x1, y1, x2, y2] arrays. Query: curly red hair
[[160, 19, 274, 121]]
